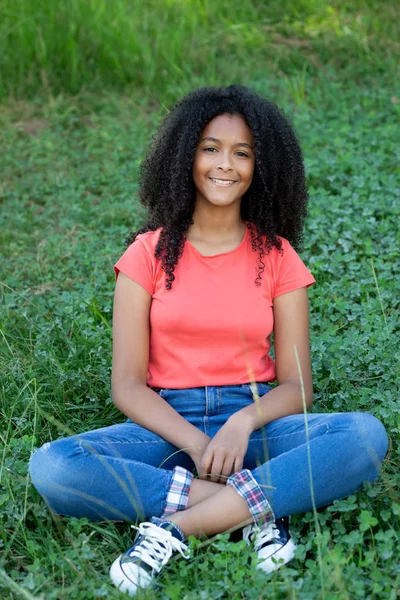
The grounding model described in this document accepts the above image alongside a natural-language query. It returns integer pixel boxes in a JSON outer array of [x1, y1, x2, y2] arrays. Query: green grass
[[1, 1, 400, 598], [1, 0, 399, 102]]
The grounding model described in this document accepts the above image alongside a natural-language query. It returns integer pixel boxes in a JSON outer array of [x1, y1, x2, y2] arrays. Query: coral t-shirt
[[114, 226, 315, 389]]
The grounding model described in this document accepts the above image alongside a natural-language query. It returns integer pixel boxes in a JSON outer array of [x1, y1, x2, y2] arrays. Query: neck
[[188, 201, 245, 240]]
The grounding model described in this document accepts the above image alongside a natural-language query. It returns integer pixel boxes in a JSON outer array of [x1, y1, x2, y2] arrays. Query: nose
[[216, 151, 233, 171]]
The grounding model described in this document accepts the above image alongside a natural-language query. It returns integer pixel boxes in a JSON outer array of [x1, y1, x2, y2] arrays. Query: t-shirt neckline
[[185, 225, 249, 259]]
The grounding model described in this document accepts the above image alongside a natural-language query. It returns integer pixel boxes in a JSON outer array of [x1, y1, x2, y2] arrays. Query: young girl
[[29, 85, 388, 596]]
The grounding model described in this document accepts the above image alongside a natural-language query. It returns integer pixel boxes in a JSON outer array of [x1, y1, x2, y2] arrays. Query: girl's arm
[[112, 272, 211, 458], [231, 286, 313, 432]]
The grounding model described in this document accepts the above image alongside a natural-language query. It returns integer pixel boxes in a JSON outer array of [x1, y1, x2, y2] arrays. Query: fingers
[[220, 457, 236, 484], [209, 454, 236, 484], [200, 448, 245, 483], [233, 456, 243, 473], [199, 450, 213, 480], [209, 456, 225, 483], [201, 450, 226, 483]]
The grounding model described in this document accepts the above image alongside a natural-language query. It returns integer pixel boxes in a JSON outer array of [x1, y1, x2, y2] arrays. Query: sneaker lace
[[128, 522, 189, 571], [243, 522, 281, 548]]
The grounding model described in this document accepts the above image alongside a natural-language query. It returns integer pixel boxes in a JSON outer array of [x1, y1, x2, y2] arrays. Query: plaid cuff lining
[[227, 468, 275, 526], [163, 466, 194, 517]]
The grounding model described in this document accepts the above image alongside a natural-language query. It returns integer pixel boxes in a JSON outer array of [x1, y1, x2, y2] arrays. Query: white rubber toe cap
[[257, 539, 297, 573], [110, 555, 152, 596]]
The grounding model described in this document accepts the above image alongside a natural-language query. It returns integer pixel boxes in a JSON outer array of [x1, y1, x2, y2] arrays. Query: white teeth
[[210, 178, 236, 186]]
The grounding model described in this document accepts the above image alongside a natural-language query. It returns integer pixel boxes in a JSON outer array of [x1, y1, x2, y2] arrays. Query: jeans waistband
[[150, 383, 268, 393], [150, 383, 273, 418]]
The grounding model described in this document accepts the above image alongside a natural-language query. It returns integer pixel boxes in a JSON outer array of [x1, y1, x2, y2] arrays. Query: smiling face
[[192, 113, 255, 210]]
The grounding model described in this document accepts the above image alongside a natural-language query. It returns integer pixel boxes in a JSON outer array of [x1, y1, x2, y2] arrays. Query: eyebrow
[[200, 136, 253, 149]]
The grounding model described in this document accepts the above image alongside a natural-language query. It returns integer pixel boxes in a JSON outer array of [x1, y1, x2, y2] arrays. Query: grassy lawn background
[[0, 1, 399, 598]]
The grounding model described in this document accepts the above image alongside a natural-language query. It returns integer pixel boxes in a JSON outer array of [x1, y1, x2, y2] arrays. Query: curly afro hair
[[126, 84, 308, 289]]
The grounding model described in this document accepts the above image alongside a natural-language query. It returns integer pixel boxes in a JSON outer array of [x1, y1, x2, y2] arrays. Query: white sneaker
[[243, 517, 296, 573], [110, 520, 190, 596]]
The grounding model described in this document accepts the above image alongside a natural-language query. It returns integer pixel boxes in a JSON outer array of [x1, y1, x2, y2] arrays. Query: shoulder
[[132, 228, 163, 254], [273, 235, 291, 253], [265, 235, 303, 260], [121, 228, 163, 263], [270, 236, 316, 295], [255, 234, 293, 262], [114, 229, 163, 291], [246, 223, 291, 256]]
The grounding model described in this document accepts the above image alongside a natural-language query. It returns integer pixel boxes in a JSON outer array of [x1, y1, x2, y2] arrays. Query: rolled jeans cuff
[[162, 466, 194, 517], [227, 468, 275, 526]]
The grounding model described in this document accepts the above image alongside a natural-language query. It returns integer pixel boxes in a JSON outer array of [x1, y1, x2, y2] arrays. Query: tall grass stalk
[[294, 344, 325, 598], [369, 259, 387, 328]]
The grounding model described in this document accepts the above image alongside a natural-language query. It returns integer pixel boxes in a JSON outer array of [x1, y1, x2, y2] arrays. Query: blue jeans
[[29, 384, 388, 522]]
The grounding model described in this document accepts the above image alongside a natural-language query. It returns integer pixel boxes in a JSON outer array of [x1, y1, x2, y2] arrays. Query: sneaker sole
[[110, 555, 151, 596], [257, 539, 297, 574]]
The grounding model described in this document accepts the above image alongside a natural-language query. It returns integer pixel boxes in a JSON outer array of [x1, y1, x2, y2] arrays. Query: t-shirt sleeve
[[114, 238, 155, 295], [273, 238, 316, 299]]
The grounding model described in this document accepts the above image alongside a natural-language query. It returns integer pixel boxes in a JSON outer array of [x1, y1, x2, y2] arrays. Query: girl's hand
[[199, 414, 253, 484], [186, 435, 211, 477]]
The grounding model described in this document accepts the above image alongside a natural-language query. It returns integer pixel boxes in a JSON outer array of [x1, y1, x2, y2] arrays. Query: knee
[[29, 442, 51, 490], [347, 412, 389, 464], [29, 437, 78, 496]]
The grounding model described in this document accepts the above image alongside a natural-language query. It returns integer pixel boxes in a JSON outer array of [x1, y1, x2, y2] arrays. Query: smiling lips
[[209, 177, 237, 187]]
